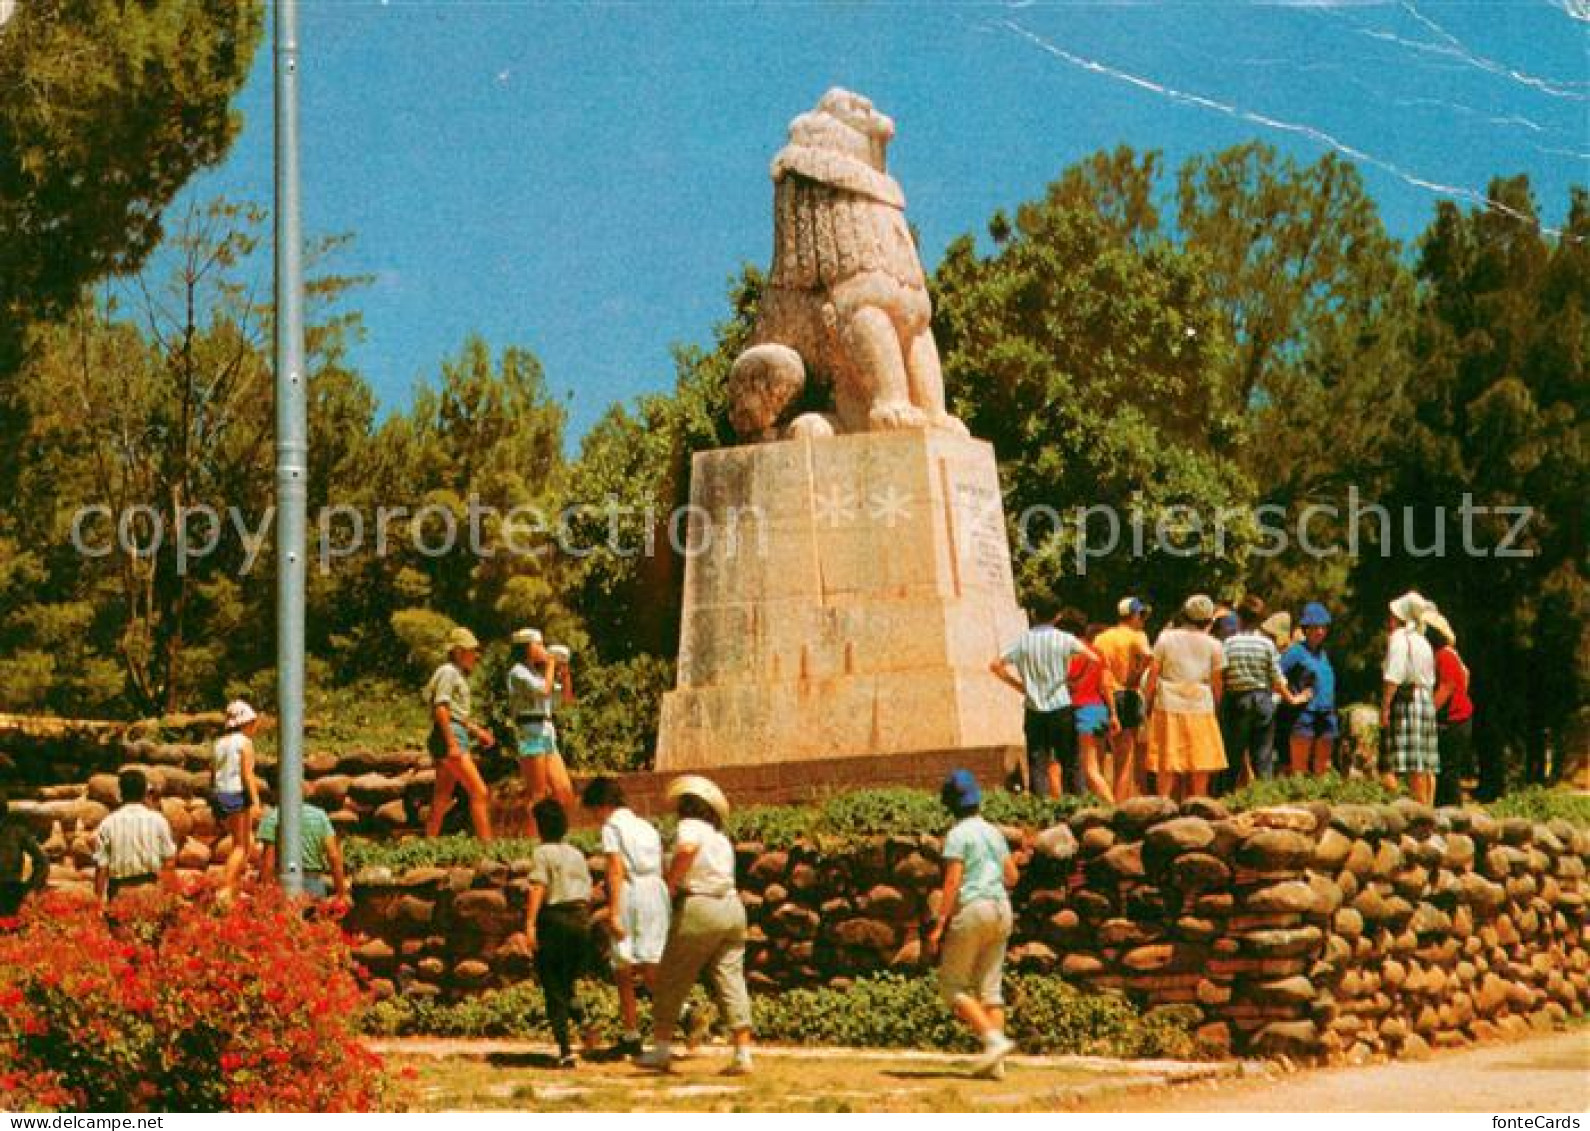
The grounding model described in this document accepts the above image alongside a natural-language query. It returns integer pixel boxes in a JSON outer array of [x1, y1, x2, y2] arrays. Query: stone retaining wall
[[344, 796, 1588, 1063], [7, 730, 1587, 1064]]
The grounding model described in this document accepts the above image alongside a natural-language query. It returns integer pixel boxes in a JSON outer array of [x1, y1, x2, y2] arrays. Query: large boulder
[[1249, 880, 1323, 916], [1238, 829, 1315, 872], [1143, 817, 1216, 871], [1113, 795, 1179, 836], [1034, 823, 1079, 864], [1171, 852, 1232, 890]]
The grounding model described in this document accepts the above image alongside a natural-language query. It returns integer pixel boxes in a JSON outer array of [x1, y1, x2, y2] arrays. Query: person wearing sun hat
[[1422, 607, 1475, 806], [1261, 611, 1294, 651], [1281, 602, 1339, 777], [422, 626, 496, 840], [507, 627, 575, 809], [1142, 594, 1228, 800], [1381, 591, 1440, 804], [928, 768, 1025, 1079], [212, 699, 263, 902], [636, 775, 754, 1076]]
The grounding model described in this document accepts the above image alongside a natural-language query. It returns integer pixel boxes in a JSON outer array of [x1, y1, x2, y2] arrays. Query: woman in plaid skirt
[[1380, 591, 1440, 804]]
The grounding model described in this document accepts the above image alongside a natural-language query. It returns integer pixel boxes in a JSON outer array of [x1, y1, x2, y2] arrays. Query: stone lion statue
[[728, 88, 967, 442]]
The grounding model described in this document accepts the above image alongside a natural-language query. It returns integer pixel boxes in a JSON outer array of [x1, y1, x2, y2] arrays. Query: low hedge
[[344, 778, 1590, 873], [1487, 785, 1590, 826], [362, 972, 1204, 1060]]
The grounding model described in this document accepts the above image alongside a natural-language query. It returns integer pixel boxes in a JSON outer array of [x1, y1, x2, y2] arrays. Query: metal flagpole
[[273, 0, 307, 897]]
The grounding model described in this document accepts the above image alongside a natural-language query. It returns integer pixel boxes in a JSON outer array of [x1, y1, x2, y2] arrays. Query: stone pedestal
[[656, 430, 1027, 773]]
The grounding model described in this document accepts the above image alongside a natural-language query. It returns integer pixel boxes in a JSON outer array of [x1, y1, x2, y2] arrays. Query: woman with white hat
[[1423, 608, 1475, 807], [507, 628, 575, 809], [635, 775, 754, 1076], [423, 627, 496, 840], [213, 698, 263, 902], [1142, 594, 1228, 800], [1381, 591, 1440, 804]]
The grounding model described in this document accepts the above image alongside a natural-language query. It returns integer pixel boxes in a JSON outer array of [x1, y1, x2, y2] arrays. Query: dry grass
[[387, 1042, 1226, 1113]]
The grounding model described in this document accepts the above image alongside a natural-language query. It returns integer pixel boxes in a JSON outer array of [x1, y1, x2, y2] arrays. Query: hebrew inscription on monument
[[655, 89, 1027, 773]]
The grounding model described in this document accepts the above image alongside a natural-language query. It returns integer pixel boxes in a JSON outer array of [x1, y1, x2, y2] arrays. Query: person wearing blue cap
[[927, 769, 1025, 1079], [1280, 602, 1339, 777]]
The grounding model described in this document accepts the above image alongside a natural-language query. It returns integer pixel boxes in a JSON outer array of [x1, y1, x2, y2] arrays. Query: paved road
[[1087, 1029, 1590, 1113]]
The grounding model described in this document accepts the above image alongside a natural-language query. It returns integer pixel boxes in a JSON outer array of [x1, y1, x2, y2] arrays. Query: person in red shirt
[[1061, 614, 1120, 803], [1424, 610, 1474, 807]]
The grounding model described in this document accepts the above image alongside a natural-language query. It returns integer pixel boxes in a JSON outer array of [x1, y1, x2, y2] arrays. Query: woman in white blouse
[[635, 776, 754, 1077], [1380, 591, 1440, 804]]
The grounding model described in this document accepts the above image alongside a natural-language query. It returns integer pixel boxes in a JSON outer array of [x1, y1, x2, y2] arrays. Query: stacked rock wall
[[7, 740, 441, 890], [5, 727, 1586, 1063], [346, 795, 1588, 1062]]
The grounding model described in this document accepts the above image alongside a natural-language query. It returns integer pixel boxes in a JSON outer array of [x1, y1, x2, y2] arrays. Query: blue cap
[[943, 769, 982, 810], [1300, 602, 1332, 628]]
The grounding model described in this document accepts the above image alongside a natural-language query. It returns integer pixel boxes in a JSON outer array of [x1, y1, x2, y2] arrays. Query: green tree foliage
[[0, 107, 1580, 784], [320, 334, 580, 685], [1177, 145, 1418, 630], [1350, 177, 1588, 785], [562, 269, 753, 658], [934, 147, 1252, 613], [0, 0, 262, 376], [1, 201, 365, 714]]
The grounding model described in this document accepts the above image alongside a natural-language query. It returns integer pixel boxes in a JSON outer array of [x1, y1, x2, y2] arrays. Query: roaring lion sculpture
[[728, 89, 967, 442]]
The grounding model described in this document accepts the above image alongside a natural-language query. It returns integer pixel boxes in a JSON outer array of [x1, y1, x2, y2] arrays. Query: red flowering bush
[[0, 887, 389, 1111]]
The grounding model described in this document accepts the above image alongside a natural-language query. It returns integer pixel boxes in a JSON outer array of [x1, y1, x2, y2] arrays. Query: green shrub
[[1487, 786, 1590, 827], [344, 832, 599, 874], [724, 804, 816, 849], [363, 980, 698, 1041], [751, 972, 971, 1051], [361, 972, 1202, 1059], [1223, 771, 1399, 812]]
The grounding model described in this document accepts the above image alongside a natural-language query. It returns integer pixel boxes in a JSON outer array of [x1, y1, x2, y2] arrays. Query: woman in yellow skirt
[[1143, 594, 1228, 800]]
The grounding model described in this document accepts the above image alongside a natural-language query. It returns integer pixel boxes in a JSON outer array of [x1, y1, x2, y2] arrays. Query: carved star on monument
[[812, 485, 858, 528], [869, 486, 913, 528]]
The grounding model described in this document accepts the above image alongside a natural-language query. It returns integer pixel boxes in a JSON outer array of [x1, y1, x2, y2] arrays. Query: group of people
[[518, 765, 1023, 1078], [993, 588, 1476, 808], [421, 626, 577, 842], [0, 698, 351, 921]]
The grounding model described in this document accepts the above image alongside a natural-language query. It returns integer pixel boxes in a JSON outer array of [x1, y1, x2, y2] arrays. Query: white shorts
[[612, 873, 670, 967]]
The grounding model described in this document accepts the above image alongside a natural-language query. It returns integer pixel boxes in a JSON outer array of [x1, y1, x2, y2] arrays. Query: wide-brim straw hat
[[446, 626, 481, 653], [510, 627, 543, 646], [1422, 609, 1457, 646], [666, 774, 730, 823], [1261, 611, 1292, 642], [1388, 591, 1429, 628]]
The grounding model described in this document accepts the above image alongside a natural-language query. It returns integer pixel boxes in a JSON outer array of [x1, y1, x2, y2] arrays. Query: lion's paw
[[868, 402, 930, 431], [933, 413, 970, 437]]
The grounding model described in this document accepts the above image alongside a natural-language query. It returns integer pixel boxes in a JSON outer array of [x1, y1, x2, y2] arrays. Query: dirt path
[[376, 1038, 1235, 1112], [1082, 1029, 1590, 1113], [376, 1029, 1589, 1112]]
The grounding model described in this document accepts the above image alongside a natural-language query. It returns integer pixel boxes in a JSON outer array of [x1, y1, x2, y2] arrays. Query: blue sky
[[172, 1, 1589, 443]]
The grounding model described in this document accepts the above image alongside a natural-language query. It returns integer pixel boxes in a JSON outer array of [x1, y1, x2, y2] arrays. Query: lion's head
[[786, 87, 895, 174]]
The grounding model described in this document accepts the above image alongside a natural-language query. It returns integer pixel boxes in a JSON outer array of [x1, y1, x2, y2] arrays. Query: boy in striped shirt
[[991, 599, 1087, 798], [1220, 596, 1312, 786]]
